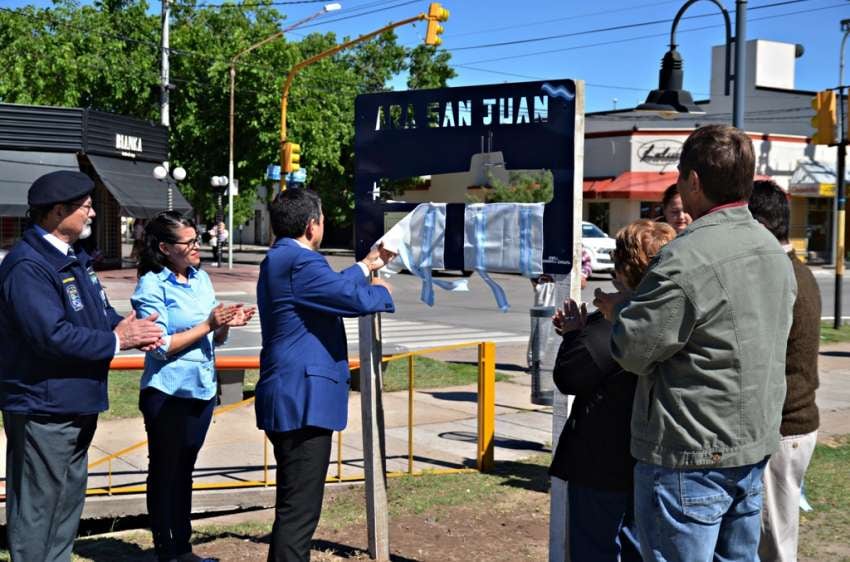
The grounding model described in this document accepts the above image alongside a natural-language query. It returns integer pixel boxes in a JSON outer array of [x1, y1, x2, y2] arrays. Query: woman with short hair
[[549, 219, 676, 562]]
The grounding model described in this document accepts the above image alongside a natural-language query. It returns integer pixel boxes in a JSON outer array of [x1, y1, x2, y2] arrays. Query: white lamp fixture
[[324, 3, 342, 12]]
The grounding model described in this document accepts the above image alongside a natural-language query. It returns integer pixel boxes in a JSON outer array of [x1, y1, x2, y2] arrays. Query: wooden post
[[549, 79, 585, 562], [359, 312, 390, 561]]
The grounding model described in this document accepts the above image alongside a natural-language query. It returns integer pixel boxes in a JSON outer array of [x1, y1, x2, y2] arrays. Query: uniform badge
[[65, 283, 84, 311]]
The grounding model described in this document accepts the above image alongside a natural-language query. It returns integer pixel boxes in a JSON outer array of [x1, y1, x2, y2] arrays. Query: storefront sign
[[637, 139, 683, 167], [115, 133, 143, 157]]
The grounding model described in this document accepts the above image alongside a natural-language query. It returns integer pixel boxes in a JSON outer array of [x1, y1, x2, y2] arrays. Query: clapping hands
[[209, 303, 256, 330], [552, 299, 588, 335]]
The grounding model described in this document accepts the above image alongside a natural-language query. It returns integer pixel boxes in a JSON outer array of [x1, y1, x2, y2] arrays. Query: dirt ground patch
[[178, 491, 548, 562]]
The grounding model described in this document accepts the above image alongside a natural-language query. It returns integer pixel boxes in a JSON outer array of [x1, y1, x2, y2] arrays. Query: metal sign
[[353, 78, 578, 274], [286, 169, 307, 183]]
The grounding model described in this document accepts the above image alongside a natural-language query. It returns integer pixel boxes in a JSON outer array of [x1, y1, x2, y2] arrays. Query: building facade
[[0, 103, 191, 267]]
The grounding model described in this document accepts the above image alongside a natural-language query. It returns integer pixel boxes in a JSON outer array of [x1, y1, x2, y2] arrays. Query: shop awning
[[789, 159, 849, 198], [583, 178, 614, 198], [0, 150, 80, 216], [593, 171, 676, 200], [86, 154, 192, 218]]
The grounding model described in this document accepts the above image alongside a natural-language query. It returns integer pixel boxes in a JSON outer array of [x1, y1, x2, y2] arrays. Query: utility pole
[[835, 19, 850, 329], [733, 0, 746, 129], [160, 0, 170, 128]]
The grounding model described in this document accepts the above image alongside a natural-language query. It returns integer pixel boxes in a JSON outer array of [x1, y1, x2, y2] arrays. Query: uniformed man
[[0, 170, 165, 562]]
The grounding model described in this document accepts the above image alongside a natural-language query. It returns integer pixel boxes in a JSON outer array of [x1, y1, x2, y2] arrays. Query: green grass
[[820, 321, 850, 344], [104, 370, 144, 420], [381, 355, 508, 392], [799, 435, 850, 559]]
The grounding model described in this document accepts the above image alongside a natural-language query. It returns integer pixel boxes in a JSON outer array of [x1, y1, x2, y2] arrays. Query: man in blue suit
[[256, 188, 395, 562]]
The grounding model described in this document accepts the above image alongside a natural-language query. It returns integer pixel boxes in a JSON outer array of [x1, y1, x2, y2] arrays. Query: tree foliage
[[0, 0, 457, 238], [470, 170, 554, 204]]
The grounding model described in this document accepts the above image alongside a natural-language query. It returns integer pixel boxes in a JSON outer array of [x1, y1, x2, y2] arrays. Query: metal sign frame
[[353, 78, 578, 275]]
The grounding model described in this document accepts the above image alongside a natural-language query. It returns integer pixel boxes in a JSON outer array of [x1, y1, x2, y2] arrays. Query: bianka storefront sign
[[115, 133, 143, 158]]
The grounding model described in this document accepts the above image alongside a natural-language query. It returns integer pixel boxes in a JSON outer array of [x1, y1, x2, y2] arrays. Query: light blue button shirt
[[131, 266, 219, 400]]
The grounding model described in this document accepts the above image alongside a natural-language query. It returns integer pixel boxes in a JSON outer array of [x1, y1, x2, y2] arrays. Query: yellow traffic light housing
[[425, 3, 449, 46], [282, 141, 301, 173], [811, 90, 837, 145]]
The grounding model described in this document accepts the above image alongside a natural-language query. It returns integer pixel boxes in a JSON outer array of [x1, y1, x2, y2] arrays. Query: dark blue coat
[[255, 238, 394, 432], [0, 228, 123, 415]]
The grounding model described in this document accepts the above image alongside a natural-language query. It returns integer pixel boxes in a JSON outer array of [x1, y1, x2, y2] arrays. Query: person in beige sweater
[[749, 179, 821, 562]]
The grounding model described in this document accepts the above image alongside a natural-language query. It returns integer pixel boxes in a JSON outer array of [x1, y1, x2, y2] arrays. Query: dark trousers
[[3, 412, 98, 562], [568, 482, 642, 562], [140, 388, 215, 562], [267, 427, 333, 562]]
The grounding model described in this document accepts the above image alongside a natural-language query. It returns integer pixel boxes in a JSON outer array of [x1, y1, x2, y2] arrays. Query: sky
[[4, 0, 850, 112]]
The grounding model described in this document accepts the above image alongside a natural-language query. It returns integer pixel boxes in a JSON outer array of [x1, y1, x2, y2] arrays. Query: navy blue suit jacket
[[255, 238, 395, 432]]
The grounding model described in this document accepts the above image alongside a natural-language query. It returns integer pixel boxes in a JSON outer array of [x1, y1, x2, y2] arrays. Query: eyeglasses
[[68, 202, 94, 213], [172, 237, 201, 247]]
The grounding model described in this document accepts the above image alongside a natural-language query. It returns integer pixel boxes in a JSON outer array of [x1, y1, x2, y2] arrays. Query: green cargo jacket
[[611, 205, 797, 469]]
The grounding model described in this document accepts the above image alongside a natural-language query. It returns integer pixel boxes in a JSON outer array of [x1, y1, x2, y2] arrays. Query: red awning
[[583, 178, 614, 197], [594, 171, 677, 200]]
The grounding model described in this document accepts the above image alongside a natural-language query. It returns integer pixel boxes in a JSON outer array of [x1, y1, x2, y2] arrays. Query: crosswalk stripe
[[232, 317, 526, 350]]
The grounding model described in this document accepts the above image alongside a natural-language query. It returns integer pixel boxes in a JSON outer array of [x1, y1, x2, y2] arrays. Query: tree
[[407, 45, 457, 90], [469, 170, 554, 204], [0, 1, 459, 239]]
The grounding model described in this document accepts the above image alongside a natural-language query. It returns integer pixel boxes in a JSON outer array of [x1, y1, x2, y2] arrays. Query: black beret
[[28, 171, 95, 207]]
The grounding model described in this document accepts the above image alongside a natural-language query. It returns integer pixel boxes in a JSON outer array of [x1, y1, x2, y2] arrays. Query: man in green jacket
[[595, 125, 796, 562]]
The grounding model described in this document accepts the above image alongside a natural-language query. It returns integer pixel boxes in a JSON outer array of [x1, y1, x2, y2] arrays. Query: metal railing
[[86, 341, 496, 496]]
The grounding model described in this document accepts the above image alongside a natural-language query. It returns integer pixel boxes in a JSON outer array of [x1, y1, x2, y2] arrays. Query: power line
[[294, 0, 422, 29], [454, 1, 840, 67], [451, 1, 846, 89], [445, 0, 816, 52], [447, 0, 684, 39]]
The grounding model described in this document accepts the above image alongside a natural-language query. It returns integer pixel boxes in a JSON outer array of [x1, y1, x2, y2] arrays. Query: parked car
[[582, 221, 615, 275]]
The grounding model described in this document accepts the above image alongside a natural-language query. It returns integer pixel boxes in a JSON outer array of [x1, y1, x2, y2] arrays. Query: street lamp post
[[153, 163, 186, 212], [637, 0, 747, 129], [227, 3, 341, 269]]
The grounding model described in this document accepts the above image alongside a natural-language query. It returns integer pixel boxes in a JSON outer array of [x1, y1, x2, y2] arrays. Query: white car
[[582, 221, 615, 275]]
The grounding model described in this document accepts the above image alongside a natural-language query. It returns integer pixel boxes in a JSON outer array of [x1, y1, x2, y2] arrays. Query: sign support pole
[[548, 79, 585, 562], [359, 311, 390, 561]]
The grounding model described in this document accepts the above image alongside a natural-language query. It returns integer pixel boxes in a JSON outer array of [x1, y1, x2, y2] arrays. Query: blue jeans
[[634, 459, 767, 562], [568, 483, 642, 562]]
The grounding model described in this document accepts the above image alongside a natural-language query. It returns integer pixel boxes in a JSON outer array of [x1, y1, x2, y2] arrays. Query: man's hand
[[362, 243, 397, 272], [592, 288, 627, 322], [371, 277, 393, 295], [115, 311, 164, 350]]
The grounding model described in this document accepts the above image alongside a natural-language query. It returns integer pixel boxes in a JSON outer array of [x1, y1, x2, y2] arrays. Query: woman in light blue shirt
[[131, 211, 254, 562]]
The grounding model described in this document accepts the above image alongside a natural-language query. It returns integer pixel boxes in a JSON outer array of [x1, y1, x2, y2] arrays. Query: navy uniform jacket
[[0, 228, 123, 415], [255, 238, 395, 433]]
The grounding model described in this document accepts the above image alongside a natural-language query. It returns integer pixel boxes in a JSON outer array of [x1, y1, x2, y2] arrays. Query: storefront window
[[640, 201, 663, 220], [806, 198, 833, 263], [587, 202, 610, 234]]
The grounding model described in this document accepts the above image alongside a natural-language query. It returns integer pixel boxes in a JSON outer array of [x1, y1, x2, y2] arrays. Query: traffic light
[[282, 141, 301, 173], [811, 90, 837, 145], [425, 3, 449, 46]]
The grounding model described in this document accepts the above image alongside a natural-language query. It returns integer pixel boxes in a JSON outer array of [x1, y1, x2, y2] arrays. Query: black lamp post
[[637, 0, 745, 128]]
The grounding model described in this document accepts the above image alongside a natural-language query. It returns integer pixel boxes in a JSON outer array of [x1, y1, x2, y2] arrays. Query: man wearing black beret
[[0, 170, 165, 561]]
